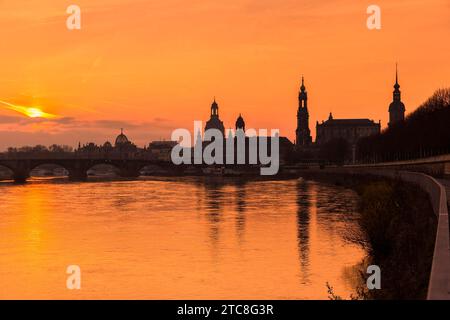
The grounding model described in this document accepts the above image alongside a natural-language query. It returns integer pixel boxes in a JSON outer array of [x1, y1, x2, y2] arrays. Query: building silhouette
[[292, 74, 388, 162], [115, 128, 129, 146], [388, 65, 406, 128], [316, 113, 381, 146], [77, 129, 138, 153], [200, 99, 294, 166], [296, 76, 313, 148], [235, 114, 245, 132], [205, 98, 225, 135], [114, 128, 138, 152], [148, 140, 177, 161]]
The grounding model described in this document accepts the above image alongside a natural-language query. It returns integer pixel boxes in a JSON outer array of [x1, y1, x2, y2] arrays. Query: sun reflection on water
[[0, 178, 367, 299]]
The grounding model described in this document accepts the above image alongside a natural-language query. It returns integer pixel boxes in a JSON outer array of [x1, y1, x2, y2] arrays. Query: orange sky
[[0, 0, 449, 149]]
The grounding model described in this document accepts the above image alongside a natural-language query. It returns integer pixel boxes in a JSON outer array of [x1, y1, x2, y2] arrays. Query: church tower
[[205, 98, 225, 135], [296, 76, 312, 147], [388, 65, 406, 128], [235, 114, 245, 132]]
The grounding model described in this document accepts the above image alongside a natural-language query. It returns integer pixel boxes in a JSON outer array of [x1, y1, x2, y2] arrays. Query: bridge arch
[[29, 163, 70, 178], [0, 164, 14, 181], [86, 163, 121, 178]]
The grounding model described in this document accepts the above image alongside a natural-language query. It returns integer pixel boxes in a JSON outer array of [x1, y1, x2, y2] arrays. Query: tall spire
[[299, 75, 307, 109], [389, 63, 406, 127], [395, 63, 398, 84], [394, 63, 400, 91], [296, 75, 311, 147]]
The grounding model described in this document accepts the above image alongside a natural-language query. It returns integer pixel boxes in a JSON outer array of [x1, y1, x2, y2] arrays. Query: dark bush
[[358, 180, 437, 299]]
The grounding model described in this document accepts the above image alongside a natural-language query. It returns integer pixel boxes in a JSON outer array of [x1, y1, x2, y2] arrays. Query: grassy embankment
[[301, 172, 437, 299], [357, 178, 436, 299]]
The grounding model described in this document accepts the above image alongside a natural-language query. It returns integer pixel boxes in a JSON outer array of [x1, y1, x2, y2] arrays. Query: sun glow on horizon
[[0, 101, 59, 119]]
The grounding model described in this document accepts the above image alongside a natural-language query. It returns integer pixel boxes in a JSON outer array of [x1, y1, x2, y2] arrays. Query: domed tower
[[211, 99, 219, 117], [296, 76, 312, 147], [235, 114, 245, 132], [388, 65, 406, 128], [205, 98, 225, 135], [115, 128, 129, 147], [103, 141, 113, 151]]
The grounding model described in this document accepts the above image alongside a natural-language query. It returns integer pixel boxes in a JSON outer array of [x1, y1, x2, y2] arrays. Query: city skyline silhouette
[[0, 0, 449, 150]]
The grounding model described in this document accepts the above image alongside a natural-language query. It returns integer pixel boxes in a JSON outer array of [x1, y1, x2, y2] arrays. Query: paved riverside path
[[438, 179, 450, 209]]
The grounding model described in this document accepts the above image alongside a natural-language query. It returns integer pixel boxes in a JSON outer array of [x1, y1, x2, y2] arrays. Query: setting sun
[[0, 101, 58, 119], [25, 107, 45, 118]]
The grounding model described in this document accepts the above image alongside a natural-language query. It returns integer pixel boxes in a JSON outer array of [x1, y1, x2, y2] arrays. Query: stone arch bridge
[[0, 152, 186, 183]]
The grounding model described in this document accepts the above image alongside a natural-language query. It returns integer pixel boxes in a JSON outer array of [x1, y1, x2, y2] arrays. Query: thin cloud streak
[[0, 100, 60, 119]]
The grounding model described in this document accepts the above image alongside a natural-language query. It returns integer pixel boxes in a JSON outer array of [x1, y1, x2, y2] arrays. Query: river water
[[0, 177, 367, 299]]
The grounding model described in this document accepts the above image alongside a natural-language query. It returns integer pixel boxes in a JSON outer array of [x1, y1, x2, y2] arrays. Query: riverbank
[[298, 170, 437, 299]]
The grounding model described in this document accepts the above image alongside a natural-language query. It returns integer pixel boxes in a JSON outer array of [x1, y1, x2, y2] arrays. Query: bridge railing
[[352, 154, 450, 167], [0, 151, 158, 161], [348, 154, 450, 178]]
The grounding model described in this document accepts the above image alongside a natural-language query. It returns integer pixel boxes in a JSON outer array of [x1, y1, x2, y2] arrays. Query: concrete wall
[[352, 154, 450, 178]]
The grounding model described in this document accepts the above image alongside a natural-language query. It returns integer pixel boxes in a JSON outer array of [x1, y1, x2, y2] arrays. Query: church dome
[[115, 129, 129, 146], [205, 117, 225, 135], [104, 141, 112, 148], [235, 114, 245, 131]]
